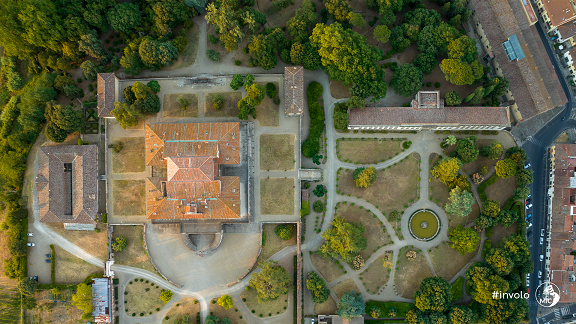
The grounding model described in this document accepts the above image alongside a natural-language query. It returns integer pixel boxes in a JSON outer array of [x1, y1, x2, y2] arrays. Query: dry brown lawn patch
[[359, 251, 393, 294], [485, 176, 516, 208], [205, 92, 243, 117], [54, 246, 102, 284], [461, 139, 500, 176], [260, 178, 294, 215], [448, 202, 479, 228], [337, 153, 419, 216], [257, 224, 296, 265], [241, 285, 288, 318], [162, 297, 200, 324], [329, 79, 350, 99], [335, 203, 392, 260], [337, 138, 405, 164], [491, 224, 518, 245], [124, 278, 165, 317], [395, 247, 433, 298], [112, 225, 156, 273], [209, 297, 247, 323], [25, 297, 83, 324], [430, 177, 450, 208], [0, 210, 13, 278], [429, 241, 478, 281], [250, 82, 279, 127], [112, 180, 145, 216], [332, 279, 360, 299], [168, 26, 200, 69], [260, 134, 295, 171], [556, 132, 570, 143], [111, 137, 145, 173], [314, 296, 337, 315], [162, 94, 198, 118], [47, 223, 107, 260], [310, 253, 345, 282]]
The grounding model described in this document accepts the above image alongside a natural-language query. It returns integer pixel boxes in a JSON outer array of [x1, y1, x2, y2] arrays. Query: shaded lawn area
[[161, 297, 200, 324], [359, 251, 393, 294], [429, 241, 478, 281], [448, 202, 479, 228], [332, 278, 360, 299], [421, 58, 477, 100], [205, 92, 243, 117], [26, 297, 83, 324], [168, 26, 200, 69], [337, 138, 405, 164], [54, 246, 101, 285], [111, 137, 145, 173], [250, 82, 279, 127], [241, 285, 288, 318], [394, 247, 433, 298], [461, 140, 500, 176], [491, 223, 518, 245], [329, 79, 350, 99], [485, 176, 517, 208], [256, 223, 296, 265], [260, 178, 294, 215], [113, 180, 145, 216], [335, 202, 392, 260], [47, 223, 107, 260], [260, 134, 295, 171], [209, 297, 247, 323], [124, 279, 164, 317], [337, 153, 419, 215], [310, 253, 345, 282], [451, 276, 464, 302], [112, 225, 156, 273], [314, 296, 337, 315], [162, 93, 198, 118], [430, 177, 450, 208]]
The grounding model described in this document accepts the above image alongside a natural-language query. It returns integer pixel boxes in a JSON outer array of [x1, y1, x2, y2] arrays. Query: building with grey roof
[[92, 277, 111, 323], [35, 145, 98, 227]]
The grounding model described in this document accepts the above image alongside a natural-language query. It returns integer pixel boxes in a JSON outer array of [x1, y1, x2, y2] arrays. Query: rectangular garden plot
[[260, 134, 295, 171], [394, 247, 433, 298], [112, 180, 145, 216], [429, 241, 478, 281], [111, 137, 145, 173], [337, 138, 406, 164], [204, 92, 242, 117], [260, 178, 294, 215], [163, 93, 198, 118]]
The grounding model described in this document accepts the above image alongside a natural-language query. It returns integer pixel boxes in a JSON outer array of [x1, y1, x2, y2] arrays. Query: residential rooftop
[[284, 66, 304, 116], [97, 73, 117, 118], [541, 0, 576, 27]]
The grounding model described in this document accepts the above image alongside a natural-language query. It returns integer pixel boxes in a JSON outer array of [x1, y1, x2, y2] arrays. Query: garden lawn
[[54, 246, 102, 285], [337, 153, 419, 215], [429, 241, 478, 281], [485, 176, 517, 208], [260, 134, 295, 171], [47, 223, 107, 260], [205, 92, 242, 117], [241, 287, 288, 318], [461, 139, 500, 176], [112, 180, 145, 216], [310, 253, 345, 282], [491, 224, 518, 245], [394, 247, 433, 298], [25, 297, 83, 324], [169, 26, 200, 69], [112, 225, 156, 273], [365, 301, 416, 319], [111, 137, 145, 173], [162, 297, 200, 324], [257, 224, 296, 265], [251, 82, 279, 127], [448, 202, 479, 228], [124, 278, 165, 317], [210, 298, 247, 323], [260, 178, 294, 215], [359, 252, 393, 294], [337, 138, 405, 164], [162, 94, 198, 118], [451, 276, 464, 302], [314, 296, 337, 315], [332, 279, 360, 299], [335, 202, 392, 260], [329, 79, 351, 99]]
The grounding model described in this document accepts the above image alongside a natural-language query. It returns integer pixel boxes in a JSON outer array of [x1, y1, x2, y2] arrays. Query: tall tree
[[325, 0, 352, 21], [205, 0, 245, 52], [430, 157, 462, 186], [448, 306, 476, 324], [107, 3, 141, 34], [373, 25, 391, 43], [286, 0, 317, 43], [449, 225, 480, 254], [78, 29, 106, 59], [290, 42, 322, 71], [248, 28, 283, 70], [354, 166, 377, 188], [440, 59, 474, 86], [390, 63, 423, 97], [445, 186, 474, 218], [336, 291, 365, 320], [486, 249, 514, 276], [72, 283, 93, 318], [495, 159, 516, 179], [320, 217, 367, 262], [414, 277, 452, 313], [80, 60, 101, 82], [249, 261, 290, 303], [455, 136, 478, 163], [44, 101, 84, 143], [306, 272, 330, 303], [480, 142, 503, 160], [139, 38, 179, 69], [413, 53, 436, 75]]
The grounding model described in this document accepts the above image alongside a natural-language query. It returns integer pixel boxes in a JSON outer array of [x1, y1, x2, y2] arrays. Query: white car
[[540, 255, 544, 261], [524, 163, 532, 169], [541, 229, 545, 236], [540, 237, 544, 245], [26, 243, 34, 247], [538, 271, 542, 278], [27, 233, 33, 236], [526, 203, 533, 209]]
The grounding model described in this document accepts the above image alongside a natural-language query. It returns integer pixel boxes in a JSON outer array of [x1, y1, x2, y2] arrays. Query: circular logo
[[535, 282, 561, 307]]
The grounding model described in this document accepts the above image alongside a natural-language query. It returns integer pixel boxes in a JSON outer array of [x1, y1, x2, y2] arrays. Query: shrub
[[77, 78, 82, 83], [434, 82, 441, 88], [402, 141, 412, 149], [426, 82, 432, 87], [275, 224, 294, 240], [212, 94, 225, 109], [206, 49, 220, 61], [178, 96, 190, 110], [208, 34, 219, 44], [313, 200, 324, 212], [273, 97, 280, 105], [147, 81, 161, 93], [108, 141, 124, 153], [313, 184, 326, 197], [111, 236, 128, 252], [160, 290, 173, 303], [266, 83, 277, 98], [235, 60, 241, 66]]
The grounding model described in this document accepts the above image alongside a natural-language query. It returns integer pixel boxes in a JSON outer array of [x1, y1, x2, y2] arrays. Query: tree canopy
[[354, 166, 378, 188], [306, 272, 330, 304], [445, 186, 474, 218], [480, 142, 503, 160], [249, 261, 291, 303], [390, 63, 423, 97], [414, 277, 452, 313], [495, 159, 517, 179], [337, 291, 365, 320], [320, 217, 367, 263], [455, 136, 478, 164], [72, 283, 93, 318], [431, 157, 462, 186], [449, 225, 480, 254]]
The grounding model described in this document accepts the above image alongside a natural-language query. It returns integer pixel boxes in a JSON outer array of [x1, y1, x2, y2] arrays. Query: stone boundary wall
[[141, 224, 182, 288], [120, 73, 284, 82]]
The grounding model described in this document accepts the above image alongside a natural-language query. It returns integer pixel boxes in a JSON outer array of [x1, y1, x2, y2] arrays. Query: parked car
[[527, 222, 533, 229], [45, 254, 51, 258], [527, 231, 533, 238], [527, 213, 532, 219], [541, 229, 545, 236], [27, 233, 33, 237], [528, 194, 532, 198], [540, 255, 544, 261], [526, 203, 533, 209], [27, 243, 34, 247], [538, 271, 542, 278], [29, 276, 38, 281], [562, 315, 573, 319], [540, 237, 544, 245], [45, 259, 50, 263], [526, 199, 532, 204], [524, 163, 532, 169]]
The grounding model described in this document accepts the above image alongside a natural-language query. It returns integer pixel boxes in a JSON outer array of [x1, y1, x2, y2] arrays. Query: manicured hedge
[[300, 201, 310, 217], [365, 301, 415, 318], [38, 284, 77, 290], [302, 82, 325, 158], [50, 244, 55, 284], [477, 174, 500, 202], [482, 239, 492, 259]]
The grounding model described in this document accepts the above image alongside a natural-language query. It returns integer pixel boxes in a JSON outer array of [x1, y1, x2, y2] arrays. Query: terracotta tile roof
[[97, 73, 116, 118], [348, 106, 510, 127], [470, 0, 567, 120], [284, 66, 304, 116], [145, 123, 241, 220], [558, 22, 576, 40], [541, 0, 576, 27], [36, 145, 98, 224]]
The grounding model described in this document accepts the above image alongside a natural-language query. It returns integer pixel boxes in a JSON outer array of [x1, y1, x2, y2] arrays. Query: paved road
[[526, 22, 576, 324]]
